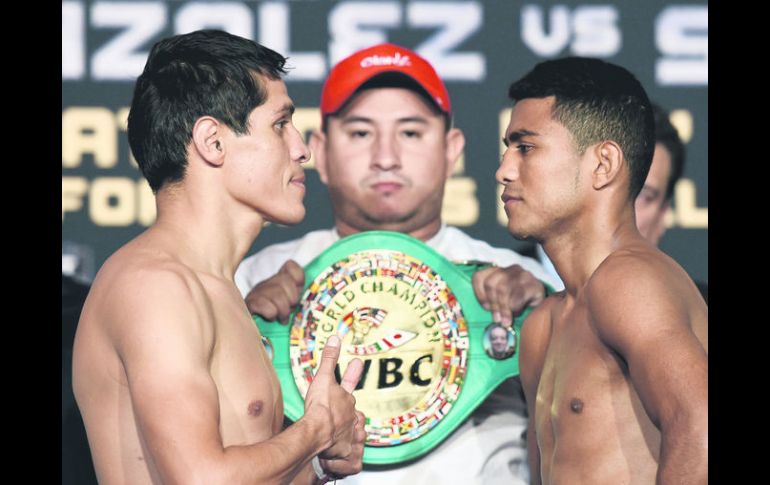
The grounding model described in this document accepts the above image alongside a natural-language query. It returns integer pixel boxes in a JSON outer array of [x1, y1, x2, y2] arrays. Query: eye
[[516, 144, 533, 154], [274, 119, 289, 130], [401, 130, 421, 139], [350, 130, 370, 139]]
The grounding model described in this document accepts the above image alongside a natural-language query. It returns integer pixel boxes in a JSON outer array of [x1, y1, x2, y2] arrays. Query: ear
[[309, 130, 328, 185], [191, 116, 224, 167], [591, 140, 624, 191], [444, 128, 466, 179]]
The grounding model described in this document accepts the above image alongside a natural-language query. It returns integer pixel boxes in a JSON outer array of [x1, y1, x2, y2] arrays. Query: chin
[[506, 224, 536, 242], [362, 207, 415, 225], [372, 213, 411, 225], [270, 207, 306, 226]]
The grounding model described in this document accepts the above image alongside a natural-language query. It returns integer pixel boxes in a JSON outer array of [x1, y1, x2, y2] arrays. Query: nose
[[290, 125, 311, 165], [496, 148, 519, 185], [371, 132, 400, 171]]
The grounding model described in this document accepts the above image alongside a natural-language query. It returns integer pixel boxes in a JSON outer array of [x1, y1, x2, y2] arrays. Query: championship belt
[[254, 231, 531, 465]]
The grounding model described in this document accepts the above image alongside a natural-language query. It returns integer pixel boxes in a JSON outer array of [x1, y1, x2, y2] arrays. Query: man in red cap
[[236, 43, 560, 484]]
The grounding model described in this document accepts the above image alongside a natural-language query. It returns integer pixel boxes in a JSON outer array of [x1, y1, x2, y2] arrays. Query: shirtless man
[[72, 30, 365, 484], [536, 103, 701, 298], [497, 57, 708, 484]]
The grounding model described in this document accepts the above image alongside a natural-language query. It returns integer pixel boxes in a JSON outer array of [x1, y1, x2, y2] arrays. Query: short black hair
[[652, 104, 686, 202], [508, 57, 654, 200], [127, 29, 288, 192]]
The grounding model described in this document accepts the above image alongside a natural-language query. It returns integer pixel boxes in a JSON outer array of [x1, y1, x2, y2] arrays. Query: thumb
[[314, 335, 341, 381], [340, 358, 364, 393]]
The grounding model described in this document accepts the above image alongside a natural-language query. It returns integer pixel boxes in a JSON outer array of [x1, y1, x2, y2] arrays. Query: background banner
[[62, 0, 708, 283]]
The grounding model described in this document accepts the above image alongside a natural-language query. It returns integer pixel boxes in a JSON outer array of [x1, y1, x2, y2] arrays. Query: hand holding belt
[[255, 231, 534, 465]]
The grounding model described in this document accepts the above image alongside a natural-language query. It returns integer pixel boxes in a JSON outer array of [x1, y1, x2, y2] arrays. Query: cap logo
[[360, 52, 412, 68]]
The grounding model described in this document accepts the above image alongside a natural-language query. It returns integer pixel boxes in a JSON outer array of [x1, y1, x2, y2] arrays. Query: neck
[[334, 218, 443, 242], [151, 183, 264, 280], [541, 203, 640, 295]]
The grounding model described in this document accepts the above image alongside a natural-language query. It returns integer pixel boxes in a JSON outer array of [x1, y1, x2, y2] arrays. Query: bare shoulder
[[98, 245, 207, 307], [86, 244, 216, 349], [595, 241, 679, 276], [584, 244, 707, 353]]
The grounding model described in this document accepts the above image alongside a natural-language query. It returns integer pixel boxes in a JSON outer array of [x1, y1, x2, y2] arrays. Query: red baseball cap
[[320, 43, 451, 117]]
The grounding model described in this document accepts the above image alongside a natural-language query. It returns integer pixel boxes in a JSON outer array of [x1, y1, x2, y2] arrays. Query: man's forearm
[[290, 461, 324, 485], [217, 412, 330, 484]]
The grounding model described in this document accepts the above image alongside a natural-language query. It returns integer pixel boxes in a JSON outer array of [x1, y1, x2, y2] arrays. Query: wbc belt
[[254, 231, 531, 465]]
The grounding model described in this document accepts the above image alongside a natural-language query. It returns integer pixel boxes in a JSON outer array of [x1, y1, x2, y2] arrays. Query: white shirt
[[535, 244, 566, 291], [235, 225, 558, 484], [236, 225, 559, 296]]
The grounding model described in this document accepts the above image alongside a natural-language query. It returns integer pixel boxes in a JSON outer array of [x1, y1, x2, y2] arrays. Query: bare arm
[[110, 268, 359, 485], [518, 299, 554, 485], [587, 257, 708, 485]]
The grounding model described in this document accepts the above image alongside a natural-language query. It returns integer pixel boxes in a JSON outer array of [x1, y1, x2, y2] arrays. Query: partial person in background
[[634, 104, 686, 248], [72, 30, 364, 484], [635, 104, 708, 302], [535, 103, 707, 302], [498, 56, 708, 484], [236, 43, 560, 484]]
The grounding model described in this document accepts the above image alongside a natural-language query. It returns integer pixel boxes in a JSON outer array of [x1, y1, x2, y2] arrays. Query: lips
[[501, 193, 523, 204], [371, 181, 403, 194], [290, 175, 306, 189]]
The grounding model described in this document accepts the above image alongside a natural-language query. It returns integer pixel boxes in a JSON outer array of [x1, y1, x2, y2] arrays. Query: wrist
[[301, 407, 334, 453]]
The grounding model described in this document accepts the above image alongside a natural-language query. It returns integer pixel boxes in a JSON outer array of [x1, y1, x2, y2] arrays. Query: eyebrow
[[340, 116, 373, 126], [396, 116, 430, 125], [502, 129, 539, 147], [275, 103, 295, 116], [339, 115, 431, 126]]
